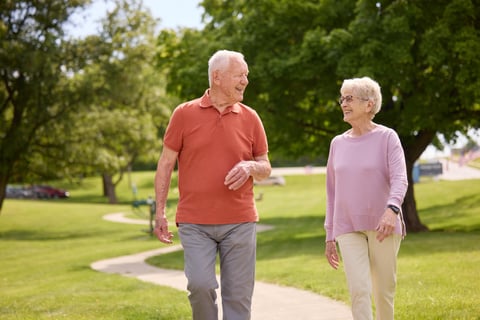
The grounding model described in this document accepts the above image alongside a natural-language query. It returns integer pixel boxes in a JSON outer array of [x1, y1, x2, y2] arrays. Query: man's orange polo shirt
[[163, 90, 269, 224]]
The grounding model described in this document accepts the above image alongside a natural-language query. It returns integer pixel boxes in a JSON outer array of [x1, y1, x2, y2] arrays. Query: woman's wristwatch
[[387, 204, 400, 214]]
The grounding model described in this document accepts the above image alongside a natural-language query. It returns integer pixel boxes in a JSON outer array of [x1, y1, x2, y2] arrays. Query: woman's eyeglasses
[[338, 95, 369, 105]]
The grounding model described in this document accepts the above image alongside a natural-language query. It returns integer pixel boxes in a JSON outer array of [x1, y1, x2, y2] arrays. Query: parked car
[[30, 185, 70, 199], [6, 185, 33, 198], [254, 176, 286, 186]]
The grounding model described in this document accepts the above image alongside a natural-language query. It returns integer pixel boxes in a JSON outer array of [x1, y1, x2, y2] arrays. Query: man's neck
[[209, 89, 234, 112]]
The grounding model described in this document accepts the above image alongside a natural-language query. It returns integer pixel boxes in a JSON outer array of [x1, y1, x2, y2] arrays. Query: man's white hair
[[208, 50, 245, 87]]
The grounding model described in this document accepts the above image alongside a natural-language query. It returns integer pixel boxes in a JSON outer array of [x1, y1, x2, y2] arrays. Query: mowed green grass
[[1, 172, 480, 319]]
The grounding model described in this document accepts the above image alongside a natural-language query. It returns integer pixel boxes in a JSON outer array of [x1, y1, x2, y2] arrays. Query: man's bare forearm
[[154, 149, 177, 219], [154, 168, 173, 219], [249, 157, 271, 181]]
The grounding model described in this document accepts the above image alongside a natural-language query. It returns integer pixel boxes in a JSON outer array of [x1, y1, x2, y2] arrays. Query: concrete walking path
[[91, 213, 352, 320], [438, 158, 480, 180]]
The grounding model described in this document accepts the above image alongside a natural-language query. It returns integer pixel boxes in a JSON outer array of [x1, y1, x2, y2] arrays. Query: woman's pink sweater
[[325, 125, 408, 242]]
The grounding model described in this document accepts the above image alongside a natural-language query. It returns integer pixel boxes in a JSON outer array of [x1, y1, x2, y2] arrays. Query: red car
[[31, 185, 70, 199]]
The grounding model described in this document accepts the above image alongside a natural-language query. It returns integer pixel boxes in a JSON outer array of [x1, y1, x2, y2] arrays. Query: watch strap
[[387, 204, 400, 214]]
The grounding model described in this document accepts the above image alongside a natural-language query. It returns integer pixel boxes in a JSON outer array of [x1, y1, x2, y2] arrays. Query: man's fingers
[[226, 176, 248, 190], [154, 227, 174, 244]]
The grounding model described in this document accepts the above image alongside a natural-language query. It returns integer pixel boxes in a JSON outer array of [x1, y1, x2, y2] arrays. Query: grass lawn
[[1, 172, 479, 319], [468, 156, 480, 170]]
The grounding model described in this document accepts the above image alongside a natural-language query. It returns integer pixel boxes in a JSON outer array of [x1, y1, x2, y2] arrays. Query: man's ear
[[212, 70, 221, 85]]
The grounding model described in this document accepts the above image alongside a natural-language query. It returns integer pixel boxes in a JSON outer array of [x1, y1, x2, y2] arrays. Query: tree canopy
[[0, 0, 92, 208], [0, 0, 171, 209], [69, 0, 168, 203], [157, 0, 480, 231], [1, 0, 479, 230]]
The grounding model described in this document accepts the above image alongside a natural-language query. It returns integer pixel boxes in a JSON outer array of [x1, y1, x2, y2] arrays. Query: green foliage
[[155, 0, 480, 230], [0, 0, 175, 208], [155, 28, 217, 100], [157, 0, 480, 157], [0, 0, 92, 199], [65, 0, 167, 187]]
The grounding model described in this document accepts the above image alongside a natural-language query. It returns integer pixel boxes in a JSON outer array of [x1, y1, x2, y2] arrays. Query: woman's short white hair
[[341, 77, 382, 118], [208, 50, 245, 87]]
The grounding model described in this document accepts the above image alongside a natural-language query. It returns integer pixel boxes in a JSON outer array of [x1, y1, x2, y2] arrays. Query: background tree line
[[0, 0, 176, 207], [156, 0, 480, 231], [1, 0, 479, 232]]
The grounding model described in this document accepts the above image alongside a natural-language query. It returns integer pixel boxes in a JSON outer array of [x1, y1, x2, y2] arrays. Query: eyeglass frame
[[338, 95, 370, 105]]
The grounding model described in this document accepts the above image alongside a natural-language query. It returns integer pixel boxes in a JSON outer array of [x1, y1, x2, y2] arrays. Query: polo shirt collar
[[199, 89, 241, 113]]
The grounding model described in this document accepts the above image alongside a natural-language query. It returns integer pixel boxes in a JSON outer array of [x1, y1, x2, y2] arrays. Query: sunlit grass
[[149, 175, 480, 319], [0, 200, 190, 319], [1, 172, 480, 319]]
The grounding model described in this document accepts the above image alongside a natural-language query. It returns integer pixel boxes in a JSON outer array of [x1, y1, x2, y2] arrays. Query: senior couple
[[153, 49, 407, 320]]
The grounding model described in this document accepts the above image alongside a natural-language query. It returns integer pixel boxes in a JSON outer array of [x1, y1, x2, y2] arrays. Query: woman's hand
[[375, 210, 397, 242], [325, 241, 340, 270]]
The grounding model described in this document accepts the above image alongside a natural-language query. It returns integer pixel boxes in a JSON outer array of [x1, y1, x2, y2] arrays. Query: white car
[[254, 176, 286, 186]]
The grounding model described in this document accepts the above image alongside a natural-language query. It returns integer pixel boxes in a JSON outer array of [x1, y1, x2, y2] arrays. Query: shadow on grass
[[20, 196, 180, 210], [0, 229, 99, 241], [147, 212, 480, 271], [420, 193, 480, 232], [400, 231, 480, 257], [257, 214, 480, 260], [147, 215, 325, 270], [256, 215, 325, 260]]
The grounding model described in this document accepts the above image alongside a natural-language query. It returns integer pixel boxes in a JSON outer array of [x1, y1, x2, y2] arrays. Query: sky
[[67, 0, 204, 37]]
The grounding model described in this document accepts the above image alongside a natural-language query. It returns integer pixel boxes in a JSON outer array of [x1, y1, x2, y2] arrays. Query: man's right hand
[[153, 216, 174, 244]]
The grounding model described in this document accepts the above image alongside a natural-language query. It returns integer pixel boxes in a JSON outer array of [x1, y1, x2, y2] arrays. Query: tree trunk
[[401, 129, 436, 233], [0, 155, 14, 213], [103, 176, 108, 197], [0, 174, 7, 213], [102, 173, 118, 204], [402, 160, 429, 232]]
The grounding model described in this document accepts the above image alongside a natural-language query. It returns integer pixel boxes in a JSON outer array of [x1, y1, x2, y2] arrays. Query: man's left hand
[[224, 161, 251, 190]]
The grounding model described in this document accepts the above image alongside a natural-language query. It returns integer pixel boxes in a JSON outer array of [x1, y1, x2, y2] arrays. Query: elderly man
[[154, 50, 271, 320]]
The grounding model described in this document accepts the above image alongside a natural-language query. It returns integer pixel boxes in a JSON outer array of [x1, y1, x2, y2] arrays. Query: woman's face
[[339, 88, 371, 124]]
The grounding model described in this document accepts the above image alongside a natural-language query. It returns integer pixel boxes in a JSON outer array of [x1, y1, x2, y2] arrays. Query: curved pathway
[[91, 213, 352, 320], [438, 158, 480, 180]]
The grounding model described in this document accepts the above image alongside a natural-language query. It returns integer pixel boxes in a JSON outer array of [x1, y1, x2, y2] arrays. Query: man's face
[[215, 58, 249, 104]]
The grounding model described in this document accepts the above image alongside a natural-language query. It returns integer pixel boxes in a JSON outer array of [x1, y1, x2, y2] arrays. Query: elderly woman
[[324, 77, 408, 320]]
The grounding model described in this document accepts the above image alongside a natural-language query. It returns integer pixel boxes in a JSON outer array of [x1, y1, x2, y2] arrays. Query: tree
[[0, 0, 172, 209], [155, 27, 215, 100], [157, 0, 480, 231], [333, 0, 480, 231], [67, 0, 169, 203], [0, 0, 91, 211]]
